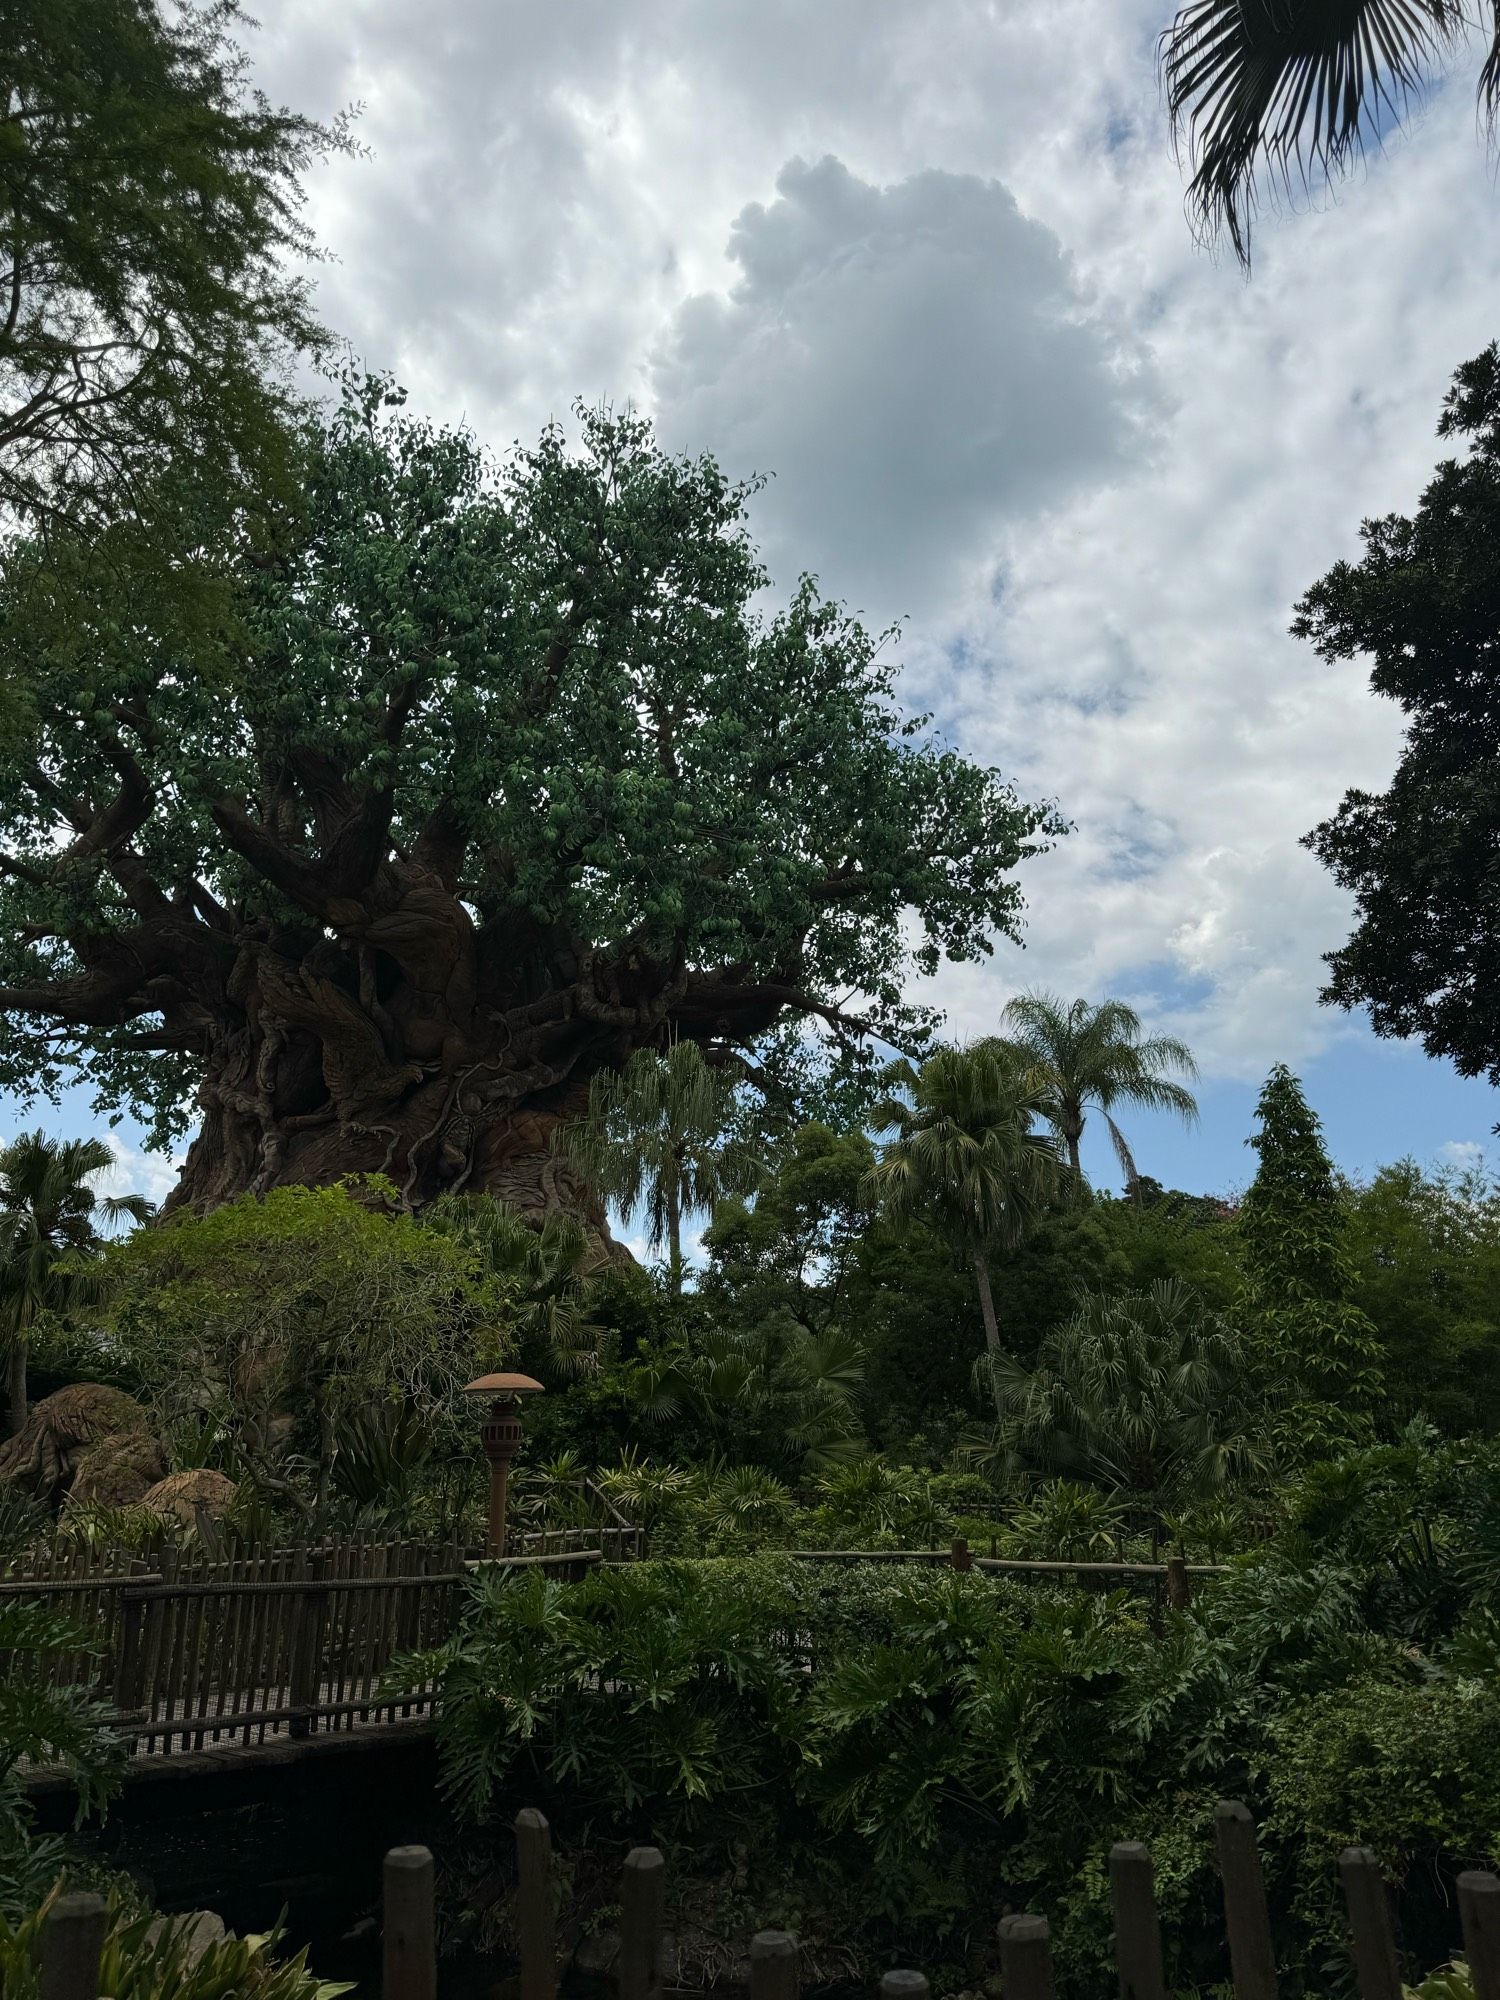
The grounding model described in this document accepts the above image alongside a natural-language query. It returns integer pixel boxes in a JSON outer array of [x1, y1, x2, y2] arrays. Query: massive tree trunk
[[147, 854, 773, 1251]]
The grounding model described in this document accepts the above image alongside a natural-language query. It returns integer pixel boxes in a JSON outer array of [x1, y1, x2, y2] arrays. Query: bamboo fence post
[[950, 1537, 972, 1573], [515, 1808, 556, 2000], [1458, 1871, 1500, 2000], [999, 1914, 1055, 2000], [1109, 1841, 1167, 2000], [1214, 1801, 1278, 2000], [382, 1845, 437, 2000], [749, 1931, 798, 2000], [1339, 1848, 1403, 2000], [619, 1846, 665, 2000], [38, 1891, 107, 2000]]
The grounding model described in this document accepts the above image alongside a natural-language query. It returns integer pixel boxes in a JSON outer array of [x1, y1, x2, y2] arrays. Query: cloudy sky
[[18, 0, 1500, 1204]]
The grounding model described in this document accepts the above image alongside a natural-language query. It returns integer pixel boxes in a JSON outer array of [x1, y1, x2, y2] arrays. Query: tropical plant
[[327, 1403, 432, 1519], [805, 1456, 948, 1549], [0, 1596, 123, 1910], [592, 1448, 694, 1532], [408, 1560, 803, 1831], [426, 1195, 601, 1379], [866, 1042, 1064, 1413], [990, 1281, 1268, 1513], [562, 1042, 761, 1296], [0, 1888, 352, 1999], [1005, 1478, 1128, 1562], [999, 992, 1198, 1184], [0, 1130, 153, 1434], [626, 1314, 866, 1473], [1159, 0, 1500, 265]]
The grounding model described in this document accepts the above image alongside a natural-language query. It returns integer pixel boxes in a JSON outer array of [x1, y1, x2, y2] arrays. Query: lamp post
[[463, 1371, 544, 1558]]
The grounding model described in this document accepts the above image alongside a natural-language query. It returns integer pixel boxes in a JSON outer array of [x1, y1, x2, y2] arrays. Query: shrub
[[0, 1889, 350, 2000]]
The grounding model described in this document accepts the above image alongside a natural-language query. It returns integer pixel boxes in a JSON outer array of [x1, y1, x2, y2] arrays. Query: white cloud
[[1440, 1140, 1486, 1169], [652, 154, 1151, 619], [98, 1135, 184, 1212]]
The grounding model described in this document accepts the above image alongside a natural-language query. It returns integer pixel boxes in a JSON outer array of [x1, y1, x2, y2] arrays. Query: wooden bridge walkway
[[5, 1528, 630, 1781]]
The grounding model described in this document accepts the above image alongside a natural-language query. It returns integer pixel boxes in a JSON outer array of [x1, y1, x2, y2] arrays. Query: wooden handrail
[[787, 1549, 1229, 1576]]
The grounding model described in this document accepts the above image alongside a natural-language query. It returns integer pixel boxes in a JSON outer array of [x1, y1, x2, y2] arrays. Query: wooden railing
[[4, 1535, 603, 1761], [33, 1798, 1500, 2000], [513, 1476, 645, 1563]]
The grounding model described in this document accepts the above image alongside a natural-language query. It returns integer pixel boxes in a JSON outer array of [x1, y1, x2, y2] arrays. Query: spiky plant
[[1160, 0, 1500, 265]]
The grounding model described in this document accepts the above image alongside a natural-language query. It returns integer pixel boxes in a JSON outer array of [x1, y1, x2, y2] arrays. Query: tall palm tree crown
[[865, 1042, 1063, 1412], [561, 1041, 760, 1296], [1000, 992, 1198, 1185], [1160, 0, 1500, 265], [0, 1130, 153, 1433]]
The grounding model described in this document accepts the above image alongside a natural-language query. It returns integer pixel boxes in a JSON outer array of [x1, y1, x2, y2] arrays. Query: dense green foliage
[[1240, 1064, 1383, 1423], [418, 1502, 1500, 1990], [0, 380, 1059, 1202], [1, 0, 338, 529], [98, 1180, 503, 1518], [1301, 346, 1500, 1083], [0, 1596, 122, 1913]]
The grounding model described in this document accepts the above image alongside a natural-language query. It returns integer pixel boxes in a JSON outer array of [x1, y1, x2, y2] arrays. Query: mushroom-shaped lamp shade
[[464, 1371, 545, 1399]]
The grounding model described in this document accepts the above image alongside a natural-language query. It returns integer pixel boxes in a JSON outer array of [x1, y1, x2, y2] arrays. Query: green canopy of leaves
[[1, 0, 342, 529], [0, 384, 1062, 1147]]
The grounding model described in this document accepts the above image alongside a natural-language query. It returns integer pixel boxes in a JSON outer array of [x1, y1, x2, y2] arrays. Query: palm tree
[[999, 992, 1198, 1186], [990, 1279, 1269, 1513], [0, 1132, 153, 1434], [1160, 0, 1500, 266], [865, 1042, 1063, 1413], [560, 1040, 760, 1296]]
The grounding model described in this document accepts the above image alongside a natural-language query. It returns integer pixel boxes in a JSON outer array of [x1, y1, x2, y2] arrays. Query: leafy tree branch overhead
[[0, 0, 347, 531], [0, 381, 1062, 1224]]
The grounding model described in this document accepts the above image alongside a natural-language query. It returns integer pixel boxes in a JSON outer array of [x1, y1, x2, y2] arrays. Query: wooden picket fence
[[30, 1798, 1500, 2000], [2, 1535, 601, 1759]]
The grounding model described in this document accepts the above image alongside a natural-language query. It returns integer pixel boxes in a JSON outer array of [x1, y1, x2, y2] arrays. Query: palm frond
[[1160, 0, 1490, 264]]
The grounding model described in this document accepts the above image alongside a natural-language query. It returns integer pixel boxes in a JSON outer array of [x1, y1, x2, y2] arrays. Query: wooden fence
[[2, 1536, 601, 1760], [31, 1797, 1500, 2000]]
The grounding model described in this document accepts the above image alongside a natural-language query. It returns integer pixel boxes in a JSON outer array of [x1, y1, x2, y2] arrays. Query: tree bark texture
[[119, 851, 788, 1242]]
